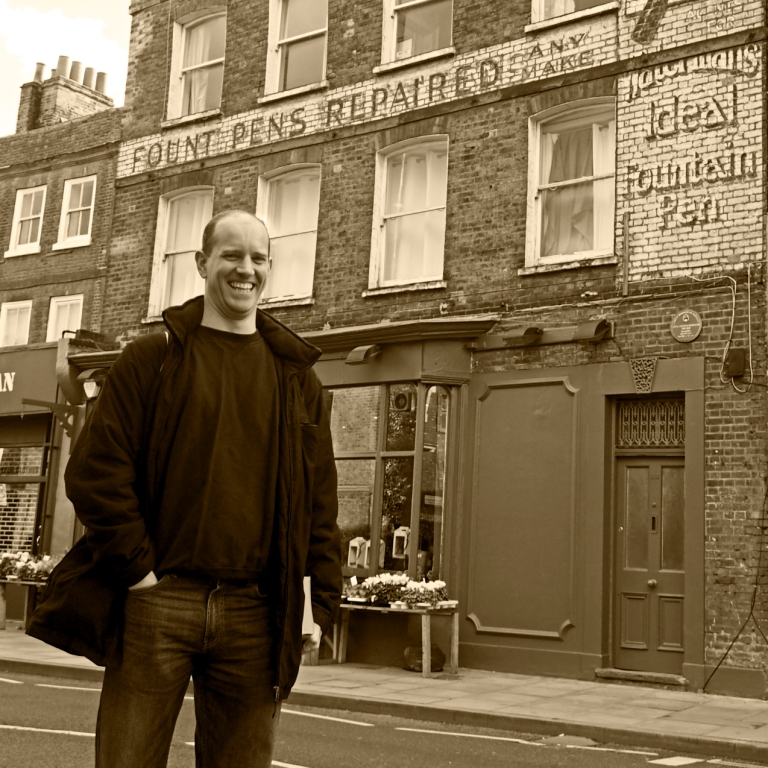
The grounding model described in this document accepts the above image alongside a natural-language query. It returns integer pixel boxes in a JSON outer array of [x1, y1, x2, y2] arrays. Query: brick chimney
[[16, 56, 114, 133]]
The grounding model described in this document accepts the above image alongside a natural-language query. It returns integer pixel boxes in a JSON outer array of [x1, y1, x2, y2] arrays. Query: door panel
[[615, 457, 684, 674]]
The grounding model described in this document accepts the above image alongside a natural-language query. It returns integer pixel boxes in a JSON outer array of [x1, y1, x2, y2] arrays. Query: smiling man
[[36, 210, 342, 767]]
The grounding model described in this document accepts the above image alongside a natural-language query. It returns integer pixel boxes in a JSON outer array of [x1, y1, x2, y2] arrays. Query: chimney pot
[[33, 62, 45, 83], [83, 67, 95, 89], [56, 55, 71, 79], [95, 71, 108, 94], [69, 61, 83, 83]]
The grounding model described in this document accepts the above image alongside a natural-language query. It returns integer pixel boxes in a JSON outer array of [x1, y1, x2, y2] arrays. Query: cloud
[[0, 1, 129, 137]]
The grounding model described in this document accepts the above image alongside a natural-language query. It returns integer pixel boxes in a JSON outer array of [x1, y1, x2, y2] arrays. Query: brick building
[[9, 0, 768, 695], [0, 57, 120, 621]]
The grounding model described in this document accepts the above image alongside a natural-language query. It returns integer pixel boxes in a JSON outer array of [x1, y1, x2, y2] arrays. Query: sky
[[0, 0, 131, 137]]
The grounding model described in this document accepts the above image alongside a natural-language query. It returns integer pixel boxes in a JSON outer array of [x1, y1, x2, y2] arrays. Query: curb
[[3, 657, 768, 764]]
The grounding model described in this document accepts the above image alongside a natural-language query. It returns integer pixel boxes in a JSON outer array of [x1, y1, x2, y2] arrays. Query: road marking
[[273, 762, 312, 768], [649, 759, 703, 766], [709, 762, 767, 768], [282, 708, 374, 727], [396, 727, 543, 745], [0, 677, 23, 685], [565, 745, 658, 756], [35, 684, 101, 692], [0, 724, 94, 738]]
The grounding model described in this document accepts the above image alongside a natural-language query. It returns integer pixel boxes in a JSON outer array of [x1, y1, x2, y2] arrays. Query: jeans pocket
[[127, 574, 172, 596]]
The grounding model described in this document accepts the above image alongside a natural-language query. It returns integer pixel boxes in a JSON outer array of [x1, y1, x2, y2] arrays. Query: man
[[48, 211, 341, 767]]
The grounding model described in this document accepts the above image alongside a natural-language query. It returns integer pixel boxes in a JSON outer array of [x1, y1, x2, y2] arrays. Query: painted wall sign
[[0, 372, 15, 392], [0, 347, 58, 416], [670, 310, 703, 342]]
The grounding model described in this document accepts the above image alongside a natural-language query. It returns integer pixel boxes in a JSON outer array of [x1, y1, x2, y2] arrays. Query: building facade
[[5, 0, 768, 696]]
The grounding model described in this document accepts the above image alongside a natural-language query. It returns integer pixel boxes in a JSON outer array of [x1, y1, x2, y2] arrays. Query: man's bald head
[[201, 210, 270, 257]]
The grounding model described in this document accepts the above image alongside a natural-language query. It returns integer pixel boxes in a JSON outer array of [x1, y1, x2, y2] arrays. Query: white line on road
[[709, 761, 767, 768], [0, 724, 94, 738], [273, 761, 312, 768], [0, 677, 23, 685], [396, 727, 544, 745], [282, 708, 374, 727], [35, 684, 101, 692], [564, 745, 658, 756]]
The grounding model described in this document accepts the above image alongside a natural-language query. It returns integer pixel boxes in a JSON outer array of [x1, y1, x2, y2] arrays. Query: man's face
[[196, 214, 271, 324]]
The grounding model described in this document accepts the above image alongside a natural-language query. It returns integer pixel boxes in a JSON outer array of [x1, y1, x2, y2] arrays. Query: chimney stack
[[95, 72, 108, 94], [69, 61, 83, 84], [83, 67, 95, 90], [33, 63, 45, 83], [56, 55, 71, 80]]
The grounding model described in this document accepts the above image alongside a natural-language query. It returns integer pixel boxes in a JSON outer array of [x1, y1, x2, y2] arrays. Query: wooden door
[[614, 457, 685, 674]]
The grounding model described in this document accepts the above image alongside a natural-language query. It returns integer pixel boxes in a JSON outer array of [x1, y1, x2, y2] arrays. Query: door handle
[[647, 579, 658, 588]]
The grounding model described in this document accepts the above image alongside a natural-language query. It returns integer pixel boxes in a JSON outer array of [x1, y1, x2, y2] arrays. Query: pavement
[[2, 626, 768, 764]]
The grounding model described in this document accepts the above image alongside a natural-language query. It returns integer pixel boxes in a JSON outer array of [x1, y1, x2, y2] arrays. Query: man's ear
[[195, 250, 208, 278]]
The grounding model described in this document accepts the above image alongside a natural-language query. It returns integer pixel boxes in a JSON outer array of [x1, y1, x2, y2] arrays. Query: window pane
[[2, 306, 31, 347], [80, 180, 95, 208], [336, 458, 375, 570], [542, 0, 575, 19], [328, 386, 381, 454], [540, 127, 593, 184], [78, 208, 92, 237], [661, 466, 685, 571], [66, 211, 80, 239], [540, 180, 594, 257], [264, 232, 316, 299], [625, 467, 649, 570], [0, 482, 42, 552], [269, 171, 321, 237], [385, 146, 447, 215], [386, 383, 417, 451], [20, 193, 33, 219], [32, 190, 44, 216], [0, 446, 45, 476], [395, 0, 452, 58], [17, 219, 32, 246], [184, 15, 226, 67], [418, 386, 449, 579], [182, 62, 224, 115], [69, 183, 83, 211], [280, 34, 325, 91], [166, 251, 205, 307], [167, 194, 210, 253], [49, 298, 83, 342], [381, 457, 414, 572], [281, 0, 327, 39], [382, 209, 445, 282]]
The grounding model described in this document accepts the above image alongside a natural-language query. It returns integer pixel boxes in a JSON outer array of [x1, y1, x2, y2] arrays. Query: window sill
[[518, 254, 617, 276], [141, 315, 164, 325], [372, 47, 455, 75], [52, 238, 91, 252], [3, 245, 41, 259], [259, 81, 328, 105], [524, 1, 619, 33], [260, 296, 315, 309], [363, 280, 447, 297], [161, 109, 222, 130]]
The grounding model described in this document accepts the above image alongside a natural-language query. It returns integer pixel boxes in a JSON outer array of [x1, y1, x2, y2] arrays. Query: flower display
[[0, 551, 62, 582], [342, 573, 449, 607]]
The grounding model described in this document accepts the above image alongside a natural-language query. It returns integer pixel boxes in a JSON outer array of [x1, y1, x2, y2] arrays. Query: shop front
[[0, 345, 60, 624]]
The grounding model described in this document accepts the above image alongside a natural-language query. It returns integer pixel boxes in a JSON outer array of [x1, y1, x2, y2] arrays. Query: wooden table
[[0, 579, 45, 630], [333, 603, 459, 678]]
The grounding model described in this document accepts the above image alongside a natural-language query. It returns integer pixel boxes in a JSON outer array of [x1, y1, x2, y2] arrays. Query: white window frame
[[265, 0, 327, 96], [166, 10, 227, 120], [368, 136, 449, 290], [53, 176, 97, 250], [256, 164, 321, 302], [0, 300, 33, 348], [5, 185, 46, 258], [46, 295, 83, 343], [525, 98, 616, 269], [381, 0, 454, 65], [531, 0, 615, 25], [147, 187, 214, 318]]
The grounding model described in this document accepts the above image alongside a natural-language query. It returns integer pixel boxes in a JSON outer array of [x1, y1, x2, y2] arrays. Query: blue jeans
[[96, 574, 281, 768]]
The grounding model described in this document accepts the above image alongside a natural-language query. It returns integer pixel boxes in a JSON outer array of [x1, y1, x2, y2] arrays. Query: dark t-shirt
[[155, 324, 279, 580]]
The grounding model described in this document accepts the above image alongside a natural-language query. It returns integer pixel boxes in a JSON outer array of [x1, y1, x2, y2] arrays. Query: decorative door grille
[[617, 399, 685, 448]]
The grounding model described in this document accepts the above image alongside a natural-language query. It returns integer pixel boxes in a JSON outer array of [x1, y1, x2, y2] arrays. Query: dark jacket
[[27, 297, 342, 700]]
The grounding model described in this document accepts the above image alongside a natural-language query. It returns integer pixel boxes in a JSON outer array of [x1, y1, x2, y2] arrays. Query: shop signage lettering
[[0, 372, 15, 393], [127, 30, 596, 175], [645, 86, 738, 140]]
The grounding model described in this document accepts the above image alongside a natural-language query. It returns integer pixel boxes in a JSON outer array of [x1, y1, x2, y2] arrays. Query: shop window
[[54, 176, 96, 249], [167, 13, 226, 119], [5, 186, 46, 258], [527, 100, 615, 268], [0, 301, 32, 348], [329, 383, 452, 581], [382, 0, 453, 63], [369, 137, 448, 289], [46, 295, 83, 343], [257, 166, 320, 302], [0, 420, 51, 555], [534, 0, 610, 23], [266, 0, 327, 95], [148, 189, 213, 317]]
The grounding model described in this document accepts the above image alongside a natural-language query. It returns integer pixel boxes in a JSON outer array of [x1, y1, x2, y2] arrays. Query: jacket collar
[[162, 296, 322, 372]]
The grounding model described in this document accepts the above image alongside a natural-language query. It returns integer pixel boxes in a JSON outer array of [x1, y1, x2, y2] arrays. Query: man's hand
[[302, 622, 322, 653], [128, 571, 158, 591]]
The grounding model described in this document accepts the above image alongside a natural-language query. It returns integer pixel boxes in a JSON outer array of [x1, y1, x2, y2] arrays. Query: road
[[0, 672, 761, 768]]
